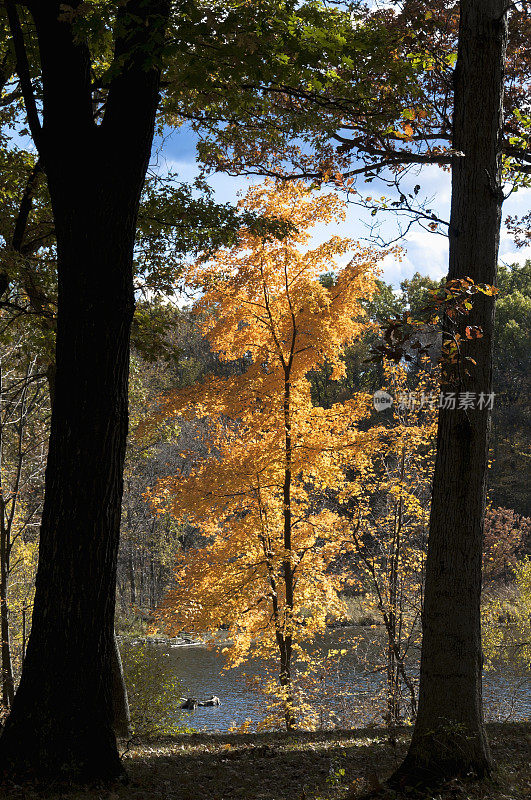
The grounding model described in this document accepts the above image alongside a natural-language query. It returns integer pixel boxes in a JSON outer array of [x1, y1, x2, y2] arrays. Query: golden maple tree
[[149, 181, 387, 728]]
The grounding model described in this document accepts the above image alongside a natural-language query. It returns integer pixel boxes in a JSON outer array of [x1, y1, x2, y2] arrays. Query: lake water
[[121, 627, 531, 733]]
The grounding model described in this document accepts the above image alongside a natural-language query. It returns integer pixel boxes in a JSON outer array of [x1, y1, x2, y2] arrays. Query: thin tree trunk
[[391, 0, 508, 787], [111, 633, 130, 739], [0, 363, 14, 710], [128, 537, 137, 607], [139, 554, 146, 609], [21, 606, 26, 662], [387, 449, 404, 729], [280, 368, 296, 731], [149, 553, 156, 611], [0, 530, 14, 710]]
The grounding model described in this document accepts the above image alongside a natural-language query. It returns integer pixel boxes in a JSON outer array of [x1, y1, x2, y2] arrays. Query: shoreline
[[118, 619, 384, 648]]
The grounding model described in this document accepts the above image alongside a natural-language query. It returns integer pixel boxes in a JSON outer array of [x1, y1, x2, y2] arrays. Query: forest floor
[[1, 722, 530, 800]]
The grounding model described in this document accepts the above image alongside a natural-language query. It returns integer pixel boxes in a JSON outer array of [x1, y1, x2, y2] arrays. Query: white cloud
[[154, 136, 529, 284], [499, 243, 531, 266], [403, 227, 448, 281], [500, 186, 531, 266]]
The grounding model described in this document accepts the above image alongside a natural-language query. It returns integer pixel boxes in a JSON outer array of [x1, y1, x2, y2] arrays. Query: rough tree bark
[[45, 367, 131, 740], [391, 0, 508, 788], [0, 0, 169, 781], [111, 634, 131, 739]]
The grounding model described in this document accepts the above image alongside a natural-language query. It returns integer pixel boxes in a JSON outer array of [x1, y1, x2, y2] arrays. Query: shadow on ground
[[2, 722, 530, 799], [126, 727, 403, 800]]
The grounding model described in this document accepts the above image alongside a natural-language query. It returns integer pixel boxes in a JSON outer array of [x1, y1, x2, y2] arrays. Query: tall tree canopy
[[149, 182, 381, 728]]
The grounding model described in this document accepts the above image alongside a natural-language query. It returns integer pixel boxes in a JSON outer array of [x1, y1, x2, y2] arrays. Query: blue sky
[[155, 124, 531, 289], [13, 120, 530, 288]]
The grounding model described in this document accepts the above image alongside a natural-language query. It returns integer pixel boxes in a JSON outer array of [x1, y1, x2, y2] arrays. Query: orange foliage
[[483, 507, 529, 584], [148, 181, 386, 727]]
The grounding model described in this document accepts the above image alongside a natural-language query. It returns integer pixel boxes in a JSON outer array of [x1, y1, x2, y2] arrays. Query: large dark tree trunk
[[0, 0, 169, 782], [391, 0, 508, 788]]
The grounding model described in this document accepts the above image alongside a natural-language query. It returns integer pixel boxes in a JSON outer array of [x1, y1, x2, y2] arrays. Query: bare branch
[[5, 1, 42, 149]]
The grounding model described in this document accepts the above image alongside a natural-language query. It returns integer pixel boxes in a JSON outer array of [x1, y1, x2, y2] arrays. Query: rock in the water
[[198, 695, 221, 707], [180, 695, 221, 709]]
